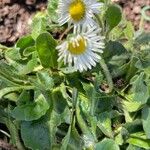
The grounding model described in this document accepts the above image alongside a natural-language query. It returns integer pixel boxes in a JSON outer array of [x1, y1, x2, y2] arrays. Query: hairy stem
[[7, 120, 25, 150], [73, 88, 90, 135], [6, 104, 25, 150], [99, 58, 113, 93], [90, 90, 96, 116], [59, 26, 73, 41]]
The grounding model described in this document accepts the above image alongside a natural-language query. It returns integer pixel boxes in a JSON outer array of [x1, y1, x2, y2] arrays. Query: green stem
[[0, 86, 34, 100], [74, 88, 91, 135], [95, 13, 113, 92], [99, 58, 113, 93], [72, 88, 78, 111], [7, 105, 25, 150], [8, 122, 25, 150], [125, 57, 137, 82], [76, 105, 91, 136], [1, 112, 24, 150], [139, 16, 144, 32], [90, 91, 96, 116]]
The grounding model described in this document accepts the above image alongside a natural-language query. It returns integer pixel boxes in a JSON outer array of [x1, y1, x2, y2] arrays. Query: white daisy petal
[[80, 55, 91, 70], [57, 0, 103, 27], [57, 25, 105, 72]]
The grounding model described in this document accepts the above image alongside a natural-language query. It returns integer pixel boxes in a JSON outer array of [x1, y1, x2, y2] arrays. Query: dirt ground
[[0, 0, 150, 46], [0, 0, 47, 46], [115, 0, 150, 31]]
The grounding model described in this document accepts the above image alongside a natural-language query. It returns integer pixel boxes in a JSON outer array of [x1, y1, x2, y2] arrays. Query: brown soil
[[0, 0, 47, 46], [114, 0, 150, 31], [0, 139, 17, 150]]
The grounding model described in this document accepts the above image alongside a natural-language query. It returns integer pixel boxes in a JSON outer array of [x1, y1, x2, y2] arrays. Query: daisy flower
[[56, 26, 105, 72], [57, 0, 103, 27]]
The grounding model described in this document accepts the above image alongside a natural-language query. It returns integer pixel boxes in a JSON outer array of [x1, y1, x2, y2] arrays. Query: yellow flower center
[[69, 0, 86, 22], [68, 37, 87, 55]]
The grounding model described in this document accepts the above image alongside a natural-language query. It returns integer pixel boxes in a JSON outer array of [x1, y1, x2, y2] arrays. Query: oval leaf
[[16, 35, 35, 55], [36, 32, 57, 68], [21, 121, 51, 150], [142, 107, 150, 139], [127, 136, 150, 149], [95, 138, 120, 150], [105, 4, 122, 31], [11, 94, 49, 121]]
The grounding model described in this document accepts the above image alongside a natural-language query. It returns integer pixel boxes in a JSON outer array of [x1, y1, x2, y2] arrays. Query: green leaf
[[36, 71, 54, 91], [104, 42, 129, 79], [30, 71, 54, 92], [0, 87, 20, 99], [125, 57, 138, 81], [127, 133, 150, 149], [52, 88, 67, 114], [123, 120, 142, 134], [134, 49, 150, 72], [0, 86, 33, 99], [97, 112, 113, 138], [36, 32, 58, 68], [16, 35, 35, 55], [124, 21, 135, 40], [123, 101, 143, 112], [18, 53, 38, 75], [82, 82, 98, 115], [142, 107, 150, 139], [47, 0, 59, 22], [0, 106, 8, 124], [17, 90, 30, 105], [105, 4, 122, 31], [23, 46, 36, 57], [115, 131, 124, 145], [5, 47, 21, 61], [109, 26, 123, 40], [4, 93, 18, 102], [127, 145, 144, 150], [61, 126, 72, 150], [123, 73, 149, 112], [95, 138, 120, 150], [135, 58, 150, 70], [0, 62, 28, 86], [49, 108, 71, 145], [135, 33, 150, 45], [31, 12, 47, 39], [61, 123, 82, 150], [6, 51, 38, 75], [103, 41, 127, 60], [96, 93, 115, 113], [21, 120, 51, 150], [130, 73, 149, 103], [66, 73, 84, 93], [11, 93, 49, 121]]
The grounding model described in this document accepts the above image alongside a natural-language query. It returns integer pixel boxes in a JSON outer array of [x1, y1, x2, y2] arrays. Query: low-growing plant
[[0, 0, 150, 150]]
